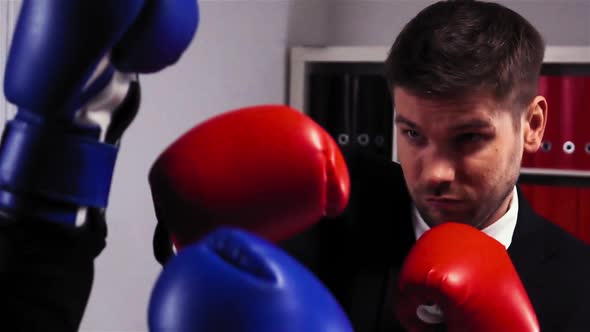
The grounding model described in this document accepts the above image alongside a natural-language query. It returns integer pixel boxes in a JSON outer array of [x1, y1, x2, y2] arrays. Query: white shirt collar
[[412, 186, 519, 249]]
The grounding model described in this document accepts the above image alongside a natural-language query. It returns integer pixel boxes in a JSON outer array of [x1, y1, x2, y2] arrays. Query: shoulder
[[536, 215, 590, 263], [337, 148, 415, 259], [341, 147, 405, 190], [339, 147, 410, 213], [514, 188, 590, 269], [530, 215, 590, 301], [511, 209, 590, 331], [539, 219, 590, 331], [516, 208, 590, 278]]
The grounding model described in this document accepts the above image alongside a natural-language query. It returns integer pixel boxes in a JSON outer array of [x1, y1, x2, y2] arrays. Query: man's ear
[[522, 96, 548, 153]]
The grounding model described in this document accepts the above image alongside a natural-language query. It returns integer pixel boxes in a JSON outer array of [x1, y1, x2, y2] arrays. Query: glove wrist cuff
[[0, 118, 118, 224]]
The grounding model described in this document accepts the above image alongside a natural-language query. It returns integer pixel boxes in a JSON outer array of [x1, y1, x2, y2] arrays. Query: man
[[281, 1, 590, 331]]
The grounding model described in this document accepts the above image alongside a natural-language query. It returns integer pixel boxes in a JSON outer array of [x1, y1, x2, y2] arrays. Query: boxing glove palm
[[149, 105, 350, 250], [395, 222, 539, 332]]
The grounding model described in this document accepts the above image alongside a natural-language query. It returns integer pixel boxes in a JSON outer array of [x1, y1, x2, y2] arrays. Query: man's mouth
[[425, 197, 463, 209]]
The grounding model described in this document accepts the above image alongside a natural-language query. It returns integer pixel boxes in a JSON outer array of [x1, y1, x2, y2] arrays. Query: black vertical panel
[[352, 74, 393, 159], [305, 63, 394, 160], [282, 72, 354, 283], [308, 73, 353, 149]]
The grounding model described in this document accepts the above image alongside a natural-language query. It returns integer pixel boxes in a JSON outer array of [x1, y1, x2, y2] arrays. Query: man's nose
[[422, 153, 456, 186]]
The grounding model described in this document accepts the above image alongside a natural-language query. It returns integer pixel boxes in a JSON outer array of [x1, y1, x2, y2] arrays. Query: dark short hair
[[385, 0, 546, 109]]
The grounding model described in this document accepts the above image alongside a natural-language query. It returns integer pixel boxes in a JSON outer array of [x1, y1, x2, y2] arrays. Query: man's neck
[[412, 186, 520, 249], [477, 188, 515, 230]]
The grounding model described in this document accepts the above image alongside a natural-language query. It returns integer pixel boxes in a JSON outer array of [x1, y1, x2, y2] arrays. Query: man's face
[[394, 88, 523, 229]]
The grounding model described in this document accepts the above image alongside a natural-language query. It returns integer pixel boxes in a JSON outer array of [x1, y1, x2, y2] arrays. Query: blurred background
[[1, 1, 589, 331]]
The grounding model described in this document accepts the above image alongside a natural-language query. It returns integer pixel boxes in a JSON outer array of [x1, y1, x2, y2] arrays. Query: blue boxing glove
[[0, 1, 198, 226], [148, 227, 354, 332]]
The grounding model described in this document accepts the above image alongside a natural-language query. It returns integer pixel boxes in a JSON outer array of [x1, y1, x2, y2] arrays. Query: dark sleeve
[[0, 210, 106, 332]]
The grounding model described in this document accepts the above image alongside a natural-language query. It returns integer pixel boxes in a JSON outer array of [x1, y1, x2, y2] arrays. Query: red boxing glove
[[395, 222, 539, 332], [149, 105, 350, 250]]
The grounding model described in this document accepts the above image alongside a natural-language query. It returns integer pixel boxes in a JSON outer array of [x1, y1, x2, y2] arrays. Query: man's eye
[[405, 129, 421, 140], [457, 133, 486, 143]]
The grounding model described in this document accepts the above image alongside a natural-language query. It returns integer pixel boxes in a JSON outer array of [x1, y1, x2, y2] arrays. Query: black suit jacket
[[280, 147, 590, 332]]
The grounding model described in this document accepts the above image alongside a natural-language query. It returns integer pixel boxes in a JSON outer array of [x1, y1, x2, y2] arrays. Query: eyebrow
[[450, 119, 494, 132], [394, 114, 493, 132], [394, 114, 418, 128]]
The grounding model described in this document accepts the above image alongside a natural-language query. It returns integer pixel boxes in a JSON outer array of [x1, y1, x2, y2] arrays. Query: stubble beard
[[413, 153, 522, 230]]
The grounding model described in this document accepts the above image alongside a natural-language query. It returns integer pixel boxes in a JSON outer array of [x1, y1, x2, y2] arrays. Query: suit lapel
[[507, 186, 550, 288]]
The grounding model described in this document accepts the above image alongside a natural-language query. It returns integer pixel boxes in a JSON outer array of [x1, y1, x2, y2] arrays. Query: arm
[[0, 1, 197, 330]]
